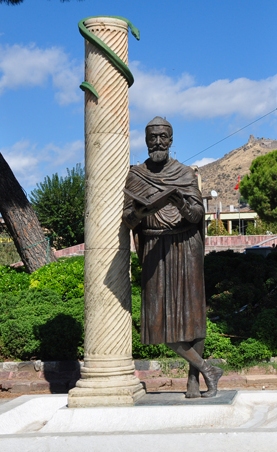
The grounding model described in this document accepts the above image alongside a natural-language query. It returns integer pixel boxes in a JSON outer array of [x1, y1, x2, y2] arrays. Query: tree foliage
[[240, 150, 277, 223], [246, 216, 277, 235], [30, 164, 85, 249], [0, 233, 20, 265], [207, 219, 229, 236]]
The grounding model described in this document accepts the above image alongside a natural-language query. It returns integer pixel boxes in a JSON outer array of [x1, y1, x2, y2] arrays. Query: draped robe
[[123, 158, 206, 344]]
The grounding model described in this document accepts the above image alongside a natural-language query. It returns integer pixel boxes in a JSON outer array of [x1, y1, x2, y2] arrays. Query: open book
[[123, 186, 178, 211]]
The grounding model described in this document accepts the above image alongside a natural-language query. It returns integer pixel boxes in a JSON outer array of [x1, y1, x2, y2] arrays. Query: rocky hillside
[[200, 135, 277, 212]]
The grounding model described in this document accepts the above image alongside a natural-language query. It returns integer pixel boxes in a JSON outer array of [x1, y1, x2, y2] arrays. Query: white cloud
[[52, 65, 83, 105], [0, 43, 83, 105], [42, 140, 84, 167], [129, 62, 277, 120], [2, 43, 275, 121], [1, 140, 40, 187], [1, 41, 277, 118], [130, 129, 145, 150], [192, 157, 217, 167], [0, 139, 84, 191]]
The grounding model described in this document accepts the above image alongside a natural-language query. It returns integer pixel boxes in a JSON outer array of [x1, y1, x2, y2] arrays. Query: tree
[[207, 219, 229, 236], [240, 150, 277, 223], [246, 216, 277, 235], [30, 164, 85, 249], [0, 153, 56, 272]]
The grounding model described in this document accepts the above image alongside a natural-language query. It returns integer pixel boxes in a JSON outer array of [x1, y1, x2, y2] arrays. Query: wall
[[54, 236, 277, 258], [54, 244, 84, 258], [205, 235, 277, 254]]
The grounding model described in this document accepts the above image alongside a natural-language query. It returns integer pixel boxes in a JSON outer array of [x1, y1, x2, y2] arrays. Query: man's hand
[[133, 201, 159, 219], [168, 189, 185, 210]]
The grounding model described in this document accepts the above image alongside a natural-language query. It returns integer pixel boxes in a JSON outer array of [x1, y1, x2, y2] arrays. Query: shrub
[[205, 250, 270, 336], [1, 250, 277, 367], [251, 309, 277, 355], [34, 312, 84, 360], [0, 256, 85, 361], [0, 289, 84, 360], [29, 256, 84, 300], [0, 239, 20, 266], [0, 265, 29, 294], [203, 319, 234, 361], [227, 338, 271, 369], [204, 320, 272, 369], [245, 217, 277, 235], [207, 219, 229, 236]]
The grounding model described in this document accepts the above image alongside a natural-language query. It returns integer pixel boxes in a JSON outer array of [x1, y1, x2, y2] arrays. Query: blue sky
[[1, 0, 277, 195]]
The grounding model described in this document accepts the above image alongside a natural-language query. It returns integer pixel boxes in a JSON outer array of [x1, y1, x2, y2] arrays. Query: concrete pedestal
[[2, 392, 277, 451]]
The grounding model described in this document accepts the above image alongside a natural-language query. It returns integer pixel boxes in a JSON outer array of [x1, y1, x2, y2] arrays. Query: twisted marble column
[[68, 16, 145, 407]]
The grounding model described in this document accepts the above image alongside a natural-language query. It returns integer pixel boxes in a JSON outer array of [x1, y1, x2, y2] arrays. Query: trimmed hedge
[[0, 251, 277, 368], [0, 257, 84, 361], [0, 289, 83, 360]]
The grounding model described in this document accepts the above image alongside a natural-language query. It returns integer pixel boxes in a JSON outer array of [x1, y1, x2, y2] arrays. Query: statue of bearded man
[[123, 116, 222, 398]]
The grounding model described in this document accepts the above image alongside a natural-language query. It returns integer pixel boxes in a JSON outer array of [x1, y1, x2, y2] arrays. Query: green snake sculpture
[[78, 16, 140, 99]]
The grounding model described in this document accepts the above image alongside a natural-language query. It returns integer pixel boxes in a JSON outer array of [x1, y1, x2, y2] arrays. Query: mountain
[[199, 135, 277, 212]]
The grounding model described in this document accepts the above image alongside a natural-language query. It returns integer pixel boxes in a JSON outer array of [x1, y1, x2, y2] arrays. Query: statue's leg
[[166, 341, 223, 398], [186, 339, 204, 398]]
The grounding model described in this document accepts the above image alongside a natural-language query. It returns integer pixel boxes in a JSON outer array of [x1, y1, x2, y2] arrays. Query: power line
[[182, 107, 277, 164]]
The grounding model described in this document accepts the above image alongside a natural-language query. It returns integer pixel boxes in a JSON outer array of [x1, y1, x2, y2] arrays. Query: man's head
[[145, 117, 173, 163]]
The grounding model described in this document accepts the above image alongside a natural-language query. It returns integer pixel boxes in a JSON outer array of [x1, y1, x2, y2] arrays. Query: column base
[[68, 356, 145, 407], [68, 380, 145, 407]]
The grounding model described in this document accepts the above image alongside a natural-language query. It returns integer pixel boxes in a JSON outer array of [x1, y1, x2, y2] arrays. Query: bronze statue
[[123, 117, 223, 398]]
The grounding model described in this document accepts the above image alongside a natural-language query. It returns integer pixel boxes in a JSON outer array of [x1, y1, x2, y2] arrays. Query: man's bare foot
[[185, 374, 201, 398]]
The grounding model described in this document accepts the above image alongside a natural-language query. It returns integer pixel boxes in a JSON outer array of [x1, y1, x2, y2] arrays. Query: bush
[[207, 219, 229, 236], [0, 289, 84, 360], [203, 319, 234, 361], [1, 250, 277, 367], [227, 338, 271, 369], [131, 251, 277, 364], [0, 265, 29, 293], [29, 256, 84, 300], [205, 250, 270, 336], [0, 256, 85, 361], [34, 312, 84, 360], [251, 309, 277, 355], [204, 320, 272, 369], [0, 238, 20, 266], [246, 217, 277, 235]]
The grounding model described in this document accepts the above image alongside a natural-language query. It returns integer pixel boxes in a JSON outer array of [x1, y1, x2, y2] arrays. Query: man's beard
[[148, 148, 169, 163]]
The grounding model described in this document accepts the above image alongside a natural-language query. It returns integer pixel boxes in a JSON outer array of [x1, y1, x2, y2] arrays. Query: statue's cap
[[145, 116, 172, 133]]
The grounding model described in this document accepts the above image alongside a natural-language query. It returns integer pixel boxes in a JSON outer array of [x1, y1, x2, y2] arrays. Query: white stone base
[[67, 383, 145, 407], [0, 432, 277, 452], [2, 392, 277, 452]]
